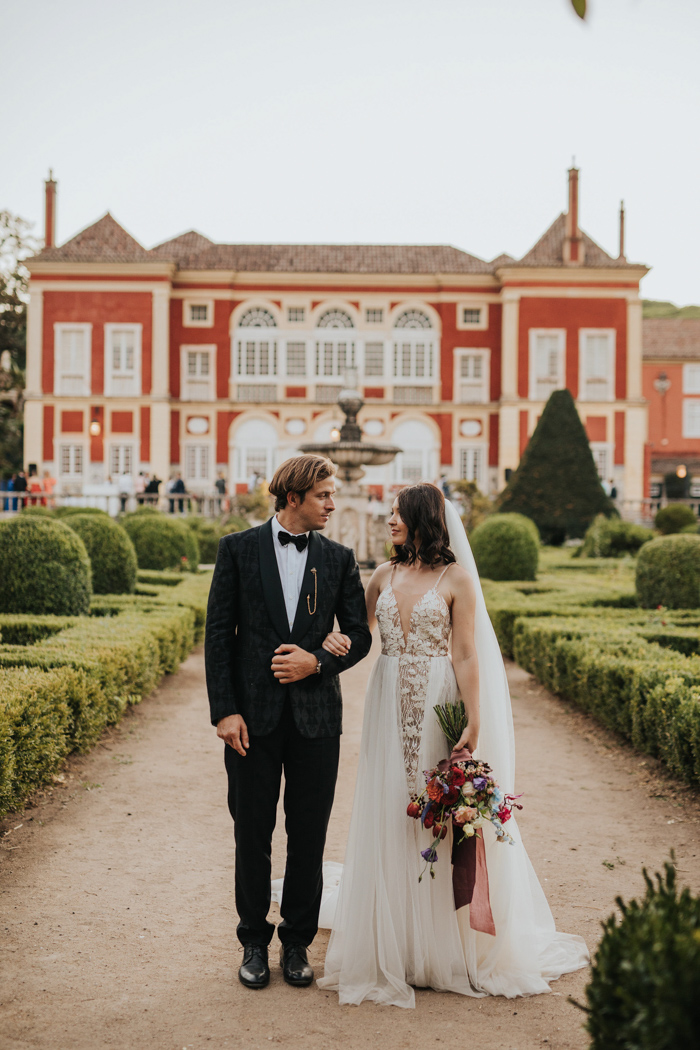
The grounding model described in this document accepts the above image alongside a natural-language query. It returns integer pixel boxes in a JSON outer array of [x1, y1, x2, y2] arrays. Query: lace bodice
[[376, 567, 453, 788]]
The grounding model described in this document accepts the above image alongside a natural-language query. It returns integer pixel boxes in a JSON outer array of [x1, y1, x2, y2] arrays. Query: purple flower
[[421, 846, 438, 864], [473, 776, 487, 791]]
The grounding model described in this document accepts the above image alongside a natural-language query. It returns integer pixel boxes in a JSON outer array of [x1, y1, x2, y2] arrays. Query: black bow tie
[[277, 531, 308, 552]]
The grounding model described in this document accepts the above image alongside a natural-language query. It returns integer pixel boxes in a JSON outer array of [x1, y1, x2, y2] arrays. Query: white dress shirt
[[271, 515, 310, 630]]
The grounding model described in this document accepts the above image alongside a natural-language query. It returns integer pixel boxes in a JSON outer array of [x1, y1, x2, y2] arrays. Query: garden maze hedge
[[0, 571, 211, 816]]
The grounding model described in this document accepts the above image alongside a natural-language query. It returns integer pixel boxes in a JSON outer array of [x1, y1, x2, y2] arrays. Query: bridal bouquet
[[406, 700, 522, 881]]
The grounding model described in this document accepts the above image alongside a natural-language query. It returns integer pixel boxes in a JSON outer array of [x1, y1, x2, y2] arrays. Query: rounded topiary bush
[[577, 514, 654, 558], [63, 514, 138, 595], [636, 534, 700, 608], [0, 517, 91, 615], [470, 513, 539, 581], [184, 517, 223, 564], [19, 505, 54, 517], [654, 504, 697, 535], [122, 513, 199, 572], [53, 505, 111, 519]]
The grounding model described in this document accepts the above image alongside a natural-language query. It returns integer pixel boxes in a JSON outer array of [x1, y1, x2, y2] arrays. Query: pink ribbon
[[439, 747, 496, 937]]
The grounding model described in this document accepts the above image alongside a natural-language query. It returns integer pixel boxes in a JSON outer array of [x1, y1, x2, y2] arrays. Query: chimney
[[563, 164, 584, 265], [44, 170, 57, 249], [618, 199, 626, 261]]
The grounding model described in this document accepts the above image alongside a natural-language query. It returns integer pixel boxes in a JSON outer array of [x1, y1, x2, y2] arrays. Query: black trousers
[[224, 700, 340, 948]]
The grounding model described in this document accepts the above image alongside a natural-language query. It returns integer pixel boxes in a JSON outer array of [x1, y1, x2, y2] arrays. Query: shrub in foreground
[[53, 506, 110, 519], [471, 513, 539, 581], [576, 514, 653, 558], [0, 517, 91, 615], [184, 517, 224, 563], [64, 514, 138, 594], [654, 503, 697, 535], [584, 859, 700, 1050], [122, 513, 199, 571], [636, 534, 700, 608]]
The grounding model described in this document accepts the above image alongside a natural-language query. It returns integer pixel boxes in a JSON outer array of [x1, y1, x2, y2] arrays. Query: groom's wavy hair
[[269, 454, 336, 512], [391, 483, 456, 568]]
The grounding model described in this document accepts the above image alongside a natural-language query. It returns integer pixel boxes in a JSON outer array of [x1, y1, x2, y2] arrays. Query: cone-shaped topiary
[[63, 514, 138, 595], [122, 513, 199, 572], [636, 534, 700, 608], [0, 517, 92, 615], [497, 389, 616, 544], [470, 513, 539, 581]]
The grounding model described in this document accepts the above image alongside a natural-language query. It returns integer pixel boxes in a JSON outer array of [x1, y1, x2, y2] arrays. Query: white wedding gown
[[310, 555, 589, 1008]]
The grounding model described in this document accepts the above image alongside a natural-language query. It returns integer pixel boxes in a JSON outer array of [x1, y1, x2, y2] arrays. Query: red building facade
[[24, 169, 649, 504]]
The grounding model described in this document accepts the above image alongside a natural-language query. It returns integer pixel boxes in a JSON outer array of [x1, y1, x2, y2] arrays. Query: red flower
[[407, 801, 421, 819], [424, 810, 435, 829], [444, 787, 460, 806], [426, 778, 444, 802], [451, 769, 466, 787], [497, 807, 512, 823]]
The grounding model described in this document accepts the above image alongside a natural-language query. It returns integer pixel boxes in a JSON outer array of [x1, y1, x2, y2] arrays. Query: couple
[[205, 455, 588, 1008]]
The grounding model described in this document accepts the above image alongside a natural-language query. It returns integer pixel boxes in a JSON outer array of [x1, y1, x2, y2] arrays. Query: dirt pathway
[[2, 634, 699, 1050]]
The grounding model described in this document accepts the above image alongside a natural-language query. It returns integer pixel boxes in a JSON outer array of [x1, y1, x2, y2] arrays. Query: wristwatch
[[315, 659, 322, 675]]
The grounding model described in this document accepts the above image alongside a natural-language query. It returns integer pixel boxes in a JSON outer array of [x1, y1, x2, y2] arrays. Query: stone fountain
[[300, 376, 401, 565]]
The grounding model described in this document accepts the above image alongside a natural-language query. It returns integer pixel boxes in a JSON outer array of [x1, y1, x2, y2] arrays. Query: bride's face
[[388, 499, 409, 546]]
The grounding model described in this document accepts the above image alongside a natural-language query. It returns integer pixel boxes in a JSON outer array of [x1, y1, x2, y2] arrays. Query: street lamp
[[653, 371, 671, 396]]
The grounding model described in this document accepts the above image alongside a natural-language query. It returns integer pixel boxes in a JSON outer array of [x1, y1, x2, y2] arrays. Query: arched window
[[230, 417, 279, 483], [234, 308, 278, 379], [392, 310, 435, 385], [394, 310, 432, 330], [316, 309, 354, 329], [315, 310, 356, 380], [391, 419, 439, 484], [238, 307, 277, 328]]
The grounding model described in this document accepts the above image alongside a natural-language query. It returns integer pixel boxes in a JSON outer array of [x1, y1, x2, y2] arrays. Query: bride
[[314, 483, 589, 1008]]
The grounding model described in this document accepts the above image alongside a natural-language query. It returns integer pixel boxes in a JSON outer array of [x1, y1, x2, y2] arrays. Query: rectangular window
[[456, 350, 489, 403], [580, 330, 615, 401], [181, 347, 214, 400], [59, 444, 84, 477], [530, 330, 565, 400], [183, 300, 213, 327], [590, 443, 611, 480], [459, 446, 485, 485], [683, 365, 700, 394], [237, 339, 278, 377], [400, 451, 424, 484], [286, 342, 307, 376], [105, 325, 141, 397], [55, 324, 91, 395], [190, 304, 209, 323], [366, 309, 383, 324], [185, 444, 211, 481], [315, 340, 355, 377], [393, 339, 433, 380], [287, 307, 305, 323], [683, 400, 700, 438], [244, 448, 269, 479], [364, 341, 384, 377], [110, 444, 134, 476], [462, 308, 481, 325]]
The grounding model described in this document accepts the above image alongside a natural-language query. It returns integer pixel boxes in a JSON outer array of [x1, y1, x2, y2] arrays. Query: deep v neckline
[[383, 568, 450, 650]]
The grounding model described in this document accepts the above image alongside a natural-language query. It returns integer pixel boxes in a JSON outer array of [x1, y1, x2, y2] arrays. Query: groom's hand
[[272, 644, 318, 684], [217, 714, 249, 756]]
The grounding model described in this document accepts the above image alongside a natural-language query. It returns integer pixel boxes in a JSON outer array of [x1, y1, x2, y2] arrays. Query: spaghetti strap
[[434, 564, 452, 588]]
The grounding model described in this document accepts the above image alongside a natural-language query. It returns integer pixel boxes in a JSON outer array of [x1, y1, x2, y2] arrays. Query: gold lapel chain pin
[[307, 567, 318, 615]]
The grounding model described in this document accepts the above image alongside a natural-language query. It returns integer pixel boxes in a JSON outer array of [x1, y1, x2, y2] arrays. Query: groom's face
[[291, 478, 336, 532]]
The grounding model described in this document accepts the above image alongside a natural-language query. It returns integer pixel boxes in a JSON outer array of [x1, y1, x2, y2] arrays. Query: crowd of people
[[1, 469, 56, 510]]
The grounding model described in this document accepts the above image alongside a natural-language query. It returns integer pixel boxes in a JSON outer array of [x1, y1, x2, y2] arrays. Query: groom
[[205, 454, 372, 990]]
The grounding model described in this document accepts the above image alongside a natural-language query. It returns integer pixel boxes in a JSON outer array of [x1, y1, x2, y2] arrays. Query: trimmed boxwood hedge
[[53, 506, 110, 519], [0, 573, 211, 815], [575, 514, 654, 559], [471, 513, 539, 581], [184, 516, 224, 563], [122, 513, 199, 572], [636, 534, 700, 609], [654, 503, 697, 535], [0, 517, 92, 616], [64, 513, 138, 595]]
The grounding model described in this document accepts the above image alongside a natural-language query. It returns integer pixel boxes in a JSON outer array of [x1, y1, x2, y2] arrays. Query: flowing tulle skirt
[[313, 653, 589, 1008]]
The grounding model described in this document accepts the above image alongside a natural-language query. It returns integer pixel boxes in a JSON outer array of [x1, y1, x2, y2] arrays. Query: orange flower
[[426, 778, 445, 802]]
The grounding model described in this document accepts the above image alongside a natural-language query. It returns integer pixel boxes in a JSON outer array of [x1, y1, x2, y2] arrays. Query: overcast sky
[[3, 0, 698, 303]]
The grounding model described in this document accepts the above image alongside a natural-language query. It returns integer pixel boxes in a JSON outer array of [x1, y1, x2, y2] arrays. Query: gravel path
[[2, 633, 699, 1050]]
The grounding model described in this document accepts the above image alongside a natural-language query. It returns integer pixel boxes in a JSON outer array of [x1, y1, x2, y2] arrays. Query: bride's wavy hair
[[390, 483, 456, 568]]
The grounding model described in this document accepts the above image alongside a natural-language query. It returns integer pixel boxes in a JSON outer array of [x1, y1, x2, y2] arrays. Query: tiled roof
[[32, 213, 153, 263], [643, 318, 700, 361], [517, 213, 631, 268], [150, 230, 214, 261], [149, 241, 494, 274]]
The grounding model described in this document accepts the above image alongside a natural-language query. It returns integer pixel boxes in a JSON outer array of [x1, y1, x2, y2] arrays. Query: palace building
[[23, 168, 650, 504]]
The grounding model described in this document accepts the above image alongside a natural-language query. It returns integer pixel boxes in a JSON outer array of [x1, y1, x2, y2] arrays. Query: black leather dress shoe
[[239, 945, 270, 989], [279, 944, 314, 987]]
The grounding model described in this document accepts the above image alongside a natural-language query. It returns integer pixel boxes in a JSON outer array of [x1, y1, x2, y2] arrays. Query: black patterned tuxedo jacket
[[204, 518, 372, 738]]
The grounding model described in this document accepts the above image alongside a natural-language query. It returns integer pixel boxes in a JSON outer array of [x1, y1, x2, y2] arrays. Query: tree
[[0, 210, 38, 476], [497, 388, 616, 544]]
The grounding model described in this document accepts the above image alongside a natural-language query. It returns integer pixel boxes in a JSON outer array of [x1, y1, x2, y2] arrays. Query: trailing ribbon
[[439, 747, 496, 936]]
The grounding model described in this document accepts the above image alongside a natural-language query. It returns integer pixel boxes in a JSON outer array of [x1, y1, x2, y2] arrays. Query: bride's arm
[[321, 562, 390, 655], [449, 567, 480, 753]]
